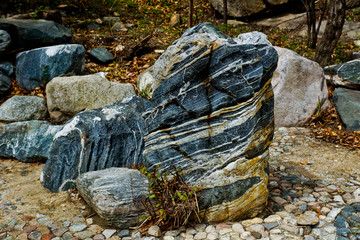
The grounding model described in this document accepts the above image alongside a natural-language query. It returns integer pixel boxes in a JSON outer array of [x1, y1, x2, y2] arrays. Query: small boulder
[[76, 168, 149, 228], [103, 17, 120, 22], [46, 74, 136, 123], [0, 30, 11, 53], [333, 87, 360, 131], [0, 72, 11, 96], [0, 61, 14, 76], [208, 0, 292, 18], [325, 59, 360, 90], [111, 22, 127, 32], [87, 23, 100, 31], [237, 31, 272, 46], [0, 120, 61, 162], [88, 47, 114, 64], [136, 66, 155, 98], [271, 46, 330, 127], [0, 96, 48, 122], [0, 18, 72, 52], [16, 44, 85, 91]]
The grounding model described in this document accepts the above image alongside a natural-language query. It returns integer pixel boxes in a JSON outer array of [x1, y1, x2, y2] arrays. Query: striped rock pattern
[[42, 96, 151, 192], [142, 23, 278, 222]]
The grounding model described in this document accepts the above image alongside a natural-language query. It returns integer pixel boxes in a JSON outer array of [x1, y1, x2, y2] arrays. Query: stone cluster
[[1, 127, 359, 240], [40, 23, 278, 224]]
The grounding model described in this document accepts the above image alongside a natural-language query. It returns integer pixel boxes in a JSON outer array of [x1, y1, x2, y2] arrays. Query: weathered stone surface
[[111, 22, 127, 32], [325, 59, 360, 90], [0, 61, 14, 76], [42, 96, 152, 192], [0, 96, 48, 122], [0, 121, 61, 162], [88, 47, 114, 64], [237, 31, 272, 46], [333, 87, 360, 131], [16, 44, 85, 91], [76, 168, 149, 228], [42, 23, 278, 224], [296, 211, 319, 226], [209, 0, 266, 18], [208, 0, 293, 18], [136, 66, 155, 98], [0, 18, 72, 53], [253, 13, 306, 30], [0, 72, 11, 97], [0, 30, 11, 53], [271, 46, 330, 127], [142, 23, 278, 222], [46, 74, 136, 123]]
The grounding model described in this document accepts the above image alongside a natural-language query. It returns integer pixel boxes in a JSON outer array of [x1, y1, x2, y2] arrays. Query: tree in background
[[189, 0, 194, 27], [223, 0, 227, 24], [303, 0, 328, 49], [305, 0, 360, 66]]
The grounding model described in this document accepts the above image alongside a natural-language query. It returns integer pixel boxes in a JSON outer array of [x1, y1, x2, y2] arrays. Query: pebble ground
[[1, 127, 360, 240]]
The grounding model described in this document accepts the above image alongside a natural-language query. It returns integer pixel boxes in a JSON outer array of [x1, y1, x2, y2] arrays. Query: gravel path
[[1, 127, 360, 240]]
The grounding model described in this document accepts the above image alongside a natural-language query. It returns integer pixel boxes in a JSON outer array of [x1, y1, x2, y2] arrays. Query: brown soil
[[0, 159, 90, 227]]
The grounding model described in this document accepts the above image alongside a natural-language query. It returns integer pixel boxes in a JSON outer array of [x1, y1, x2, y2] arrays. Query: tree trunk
[[315, 0, 346, 66], [223, 0, 228, 24], [346, 0, 360, 9], [189, 0, 194, 27]]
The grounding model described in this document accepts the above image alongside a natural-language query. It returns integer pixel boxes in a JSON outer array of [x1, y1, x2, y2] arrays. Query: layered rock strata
[[142, 23, 278, 221], [42, 96, 151, 192], [0, 121, 61, 162], [43, 23, 278, 223], [76, 168, 149, 228]]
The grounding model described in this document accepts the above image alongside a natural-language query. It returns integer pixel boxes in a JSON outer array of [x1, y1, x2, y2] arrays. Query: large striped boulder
[[142, 23, 278, 221], [43, 23, 277, 224]]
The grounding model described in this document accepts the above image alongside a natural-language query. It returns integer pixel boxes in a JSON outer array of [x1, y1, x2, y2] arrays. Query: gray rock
[[0, 18, 72, 53], [253, 13, 306, 30], [44, 23, 278, 225], [237, 31, 272, 46], [88, 47, 114, 64], [73, 230, 95, 240], [46, 74, 136, 123], [16, 44, 85, 91], [76, 168, 149, 228], [0, 120, 61, 162], [142, 22, 278, 222], [136, 66, 155, 98], [272, 46, 330, 127], [87, 23, 100, 31], [208, 0, 291, 18], [0, 72, 11, 96], [117, 229, 130, 238], [103, 17, 120, 22], [325, 59, 360, 90], [333, 87, 360, 131], [42, 96, 152, 192], [69, 223, 87, 233], [28, 231, 42, 240], [0, 96, 48, 122], [0, 30, 11, 53], [148, 226, 161, 237], [0, 61, 14, 76], [111, 22, 128, 32]]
